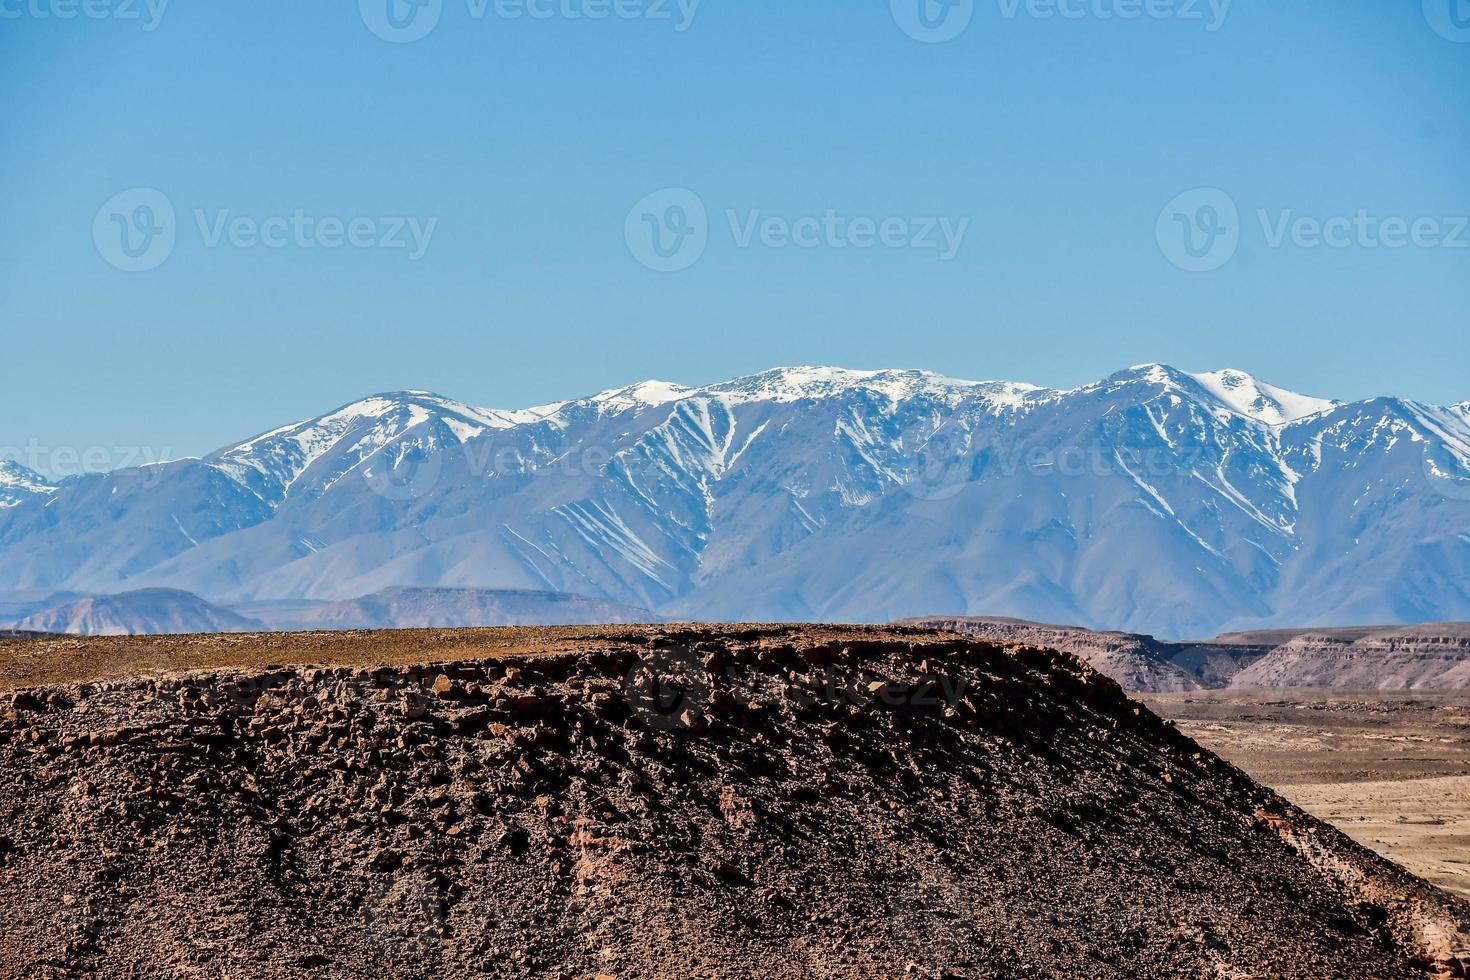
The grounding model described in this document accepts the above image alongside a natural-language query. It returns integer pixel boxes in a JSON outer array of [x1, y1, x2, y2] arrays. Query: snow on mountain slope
[[210, 391, 563, 507], [587, 380, 693, 412], [1100, 364, 1335, 426], [702, 366, 1018, 406], [1187, 369, 1339, 425], [0, 462, 55, 509], [0, 365, 1466, 638]]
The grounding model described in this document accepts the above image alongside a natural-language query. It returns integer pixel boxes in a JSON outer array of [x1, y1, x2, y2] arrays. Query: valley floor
[[1146, 690, 1470, 899]]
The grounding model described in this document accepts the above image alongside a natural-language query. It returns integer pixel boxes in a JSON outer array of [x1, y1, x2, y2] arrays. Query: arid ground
[[3, 627, 1470, 977], [1146, 690, 1470, 900]]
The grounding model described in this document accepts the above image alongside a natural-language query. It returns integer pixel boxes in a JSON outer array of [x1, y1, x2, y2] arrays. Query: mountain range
[[2, 364, 1467, 638], [1, 586, 661, 635], [10, 588, 262, 637]]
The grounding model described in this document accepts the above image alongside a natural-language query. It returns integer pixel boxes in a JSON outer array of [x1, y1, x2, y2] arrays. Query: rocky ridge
[[0, 626, 1467, 978], [906, 618, 1470, 693], [1231, 624, 1470, 690]]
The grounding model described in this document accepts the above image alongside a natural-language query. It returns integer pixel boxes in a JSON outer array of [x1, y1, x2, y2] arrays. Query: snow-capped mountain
[[1, 364, 1467, 638], [0, 461, 55, 510]]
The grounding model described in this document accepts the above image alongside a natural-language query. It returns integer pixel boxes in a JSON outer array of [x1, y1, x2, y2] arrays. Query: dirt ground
[[1146, 690, 1470, 899], [5, 627, 1469, 978]]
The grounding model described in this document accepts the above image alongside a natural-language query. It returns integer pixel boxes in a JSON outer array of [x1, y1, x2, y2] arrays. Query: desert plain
[[1147, 690, 1470, 899]]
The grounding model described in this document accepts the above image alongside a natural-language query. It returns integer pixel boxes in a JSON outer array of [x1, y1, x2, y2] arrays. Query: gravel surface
[[2, 626, 1468, 978]]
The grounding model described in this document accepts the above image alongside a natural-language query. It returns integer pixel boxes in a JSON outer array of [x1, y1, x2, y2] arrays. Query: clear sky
[[2, 0, 1467, 476]]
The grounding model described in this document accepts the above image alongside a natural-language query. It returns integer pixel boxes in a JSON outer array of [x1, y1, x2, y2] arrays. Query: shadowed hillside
[[1, 626, 1466, 978]]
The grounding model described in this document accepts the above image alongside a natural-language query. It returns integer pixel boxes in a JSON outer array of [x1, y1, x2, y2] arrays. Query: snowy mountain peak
[[1186, 369, 1338, 426], [701, 366, 995, 405], [0, 461, 56, 509], [1109, 364, 1336, 425], [208, 389, 560, 504], [588, 380, 694, 411], [2, 362, 1468, 639], [351, 391, 554, 430], [0, 461, 49, 489]]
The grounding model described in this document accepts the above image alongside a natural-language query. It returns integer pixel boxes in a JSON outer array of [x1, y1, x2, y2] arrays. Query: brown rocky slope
[[1, 626, 1468, 978]]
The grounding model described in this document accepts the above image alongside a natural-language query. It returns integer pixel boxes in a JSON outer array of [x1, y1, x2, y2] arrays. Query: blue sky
[[2, 0, 1467, 475]]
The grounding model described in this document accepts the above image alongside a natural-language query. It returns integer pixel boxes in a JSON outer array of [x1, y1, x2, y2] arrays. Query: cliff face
[[1, 626, 1466, 979], [1232, 626, 1470, 690], [897, 617, 1204, 692], [905, 618, 1470, 692], [899, 617, 1266, 692]]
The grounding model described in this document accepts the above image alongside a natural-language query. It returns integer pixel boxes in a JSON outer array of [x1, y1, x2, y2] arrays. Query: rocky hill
[[1, 626, 1466, 978], [1231, 624, 1470, 690]]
